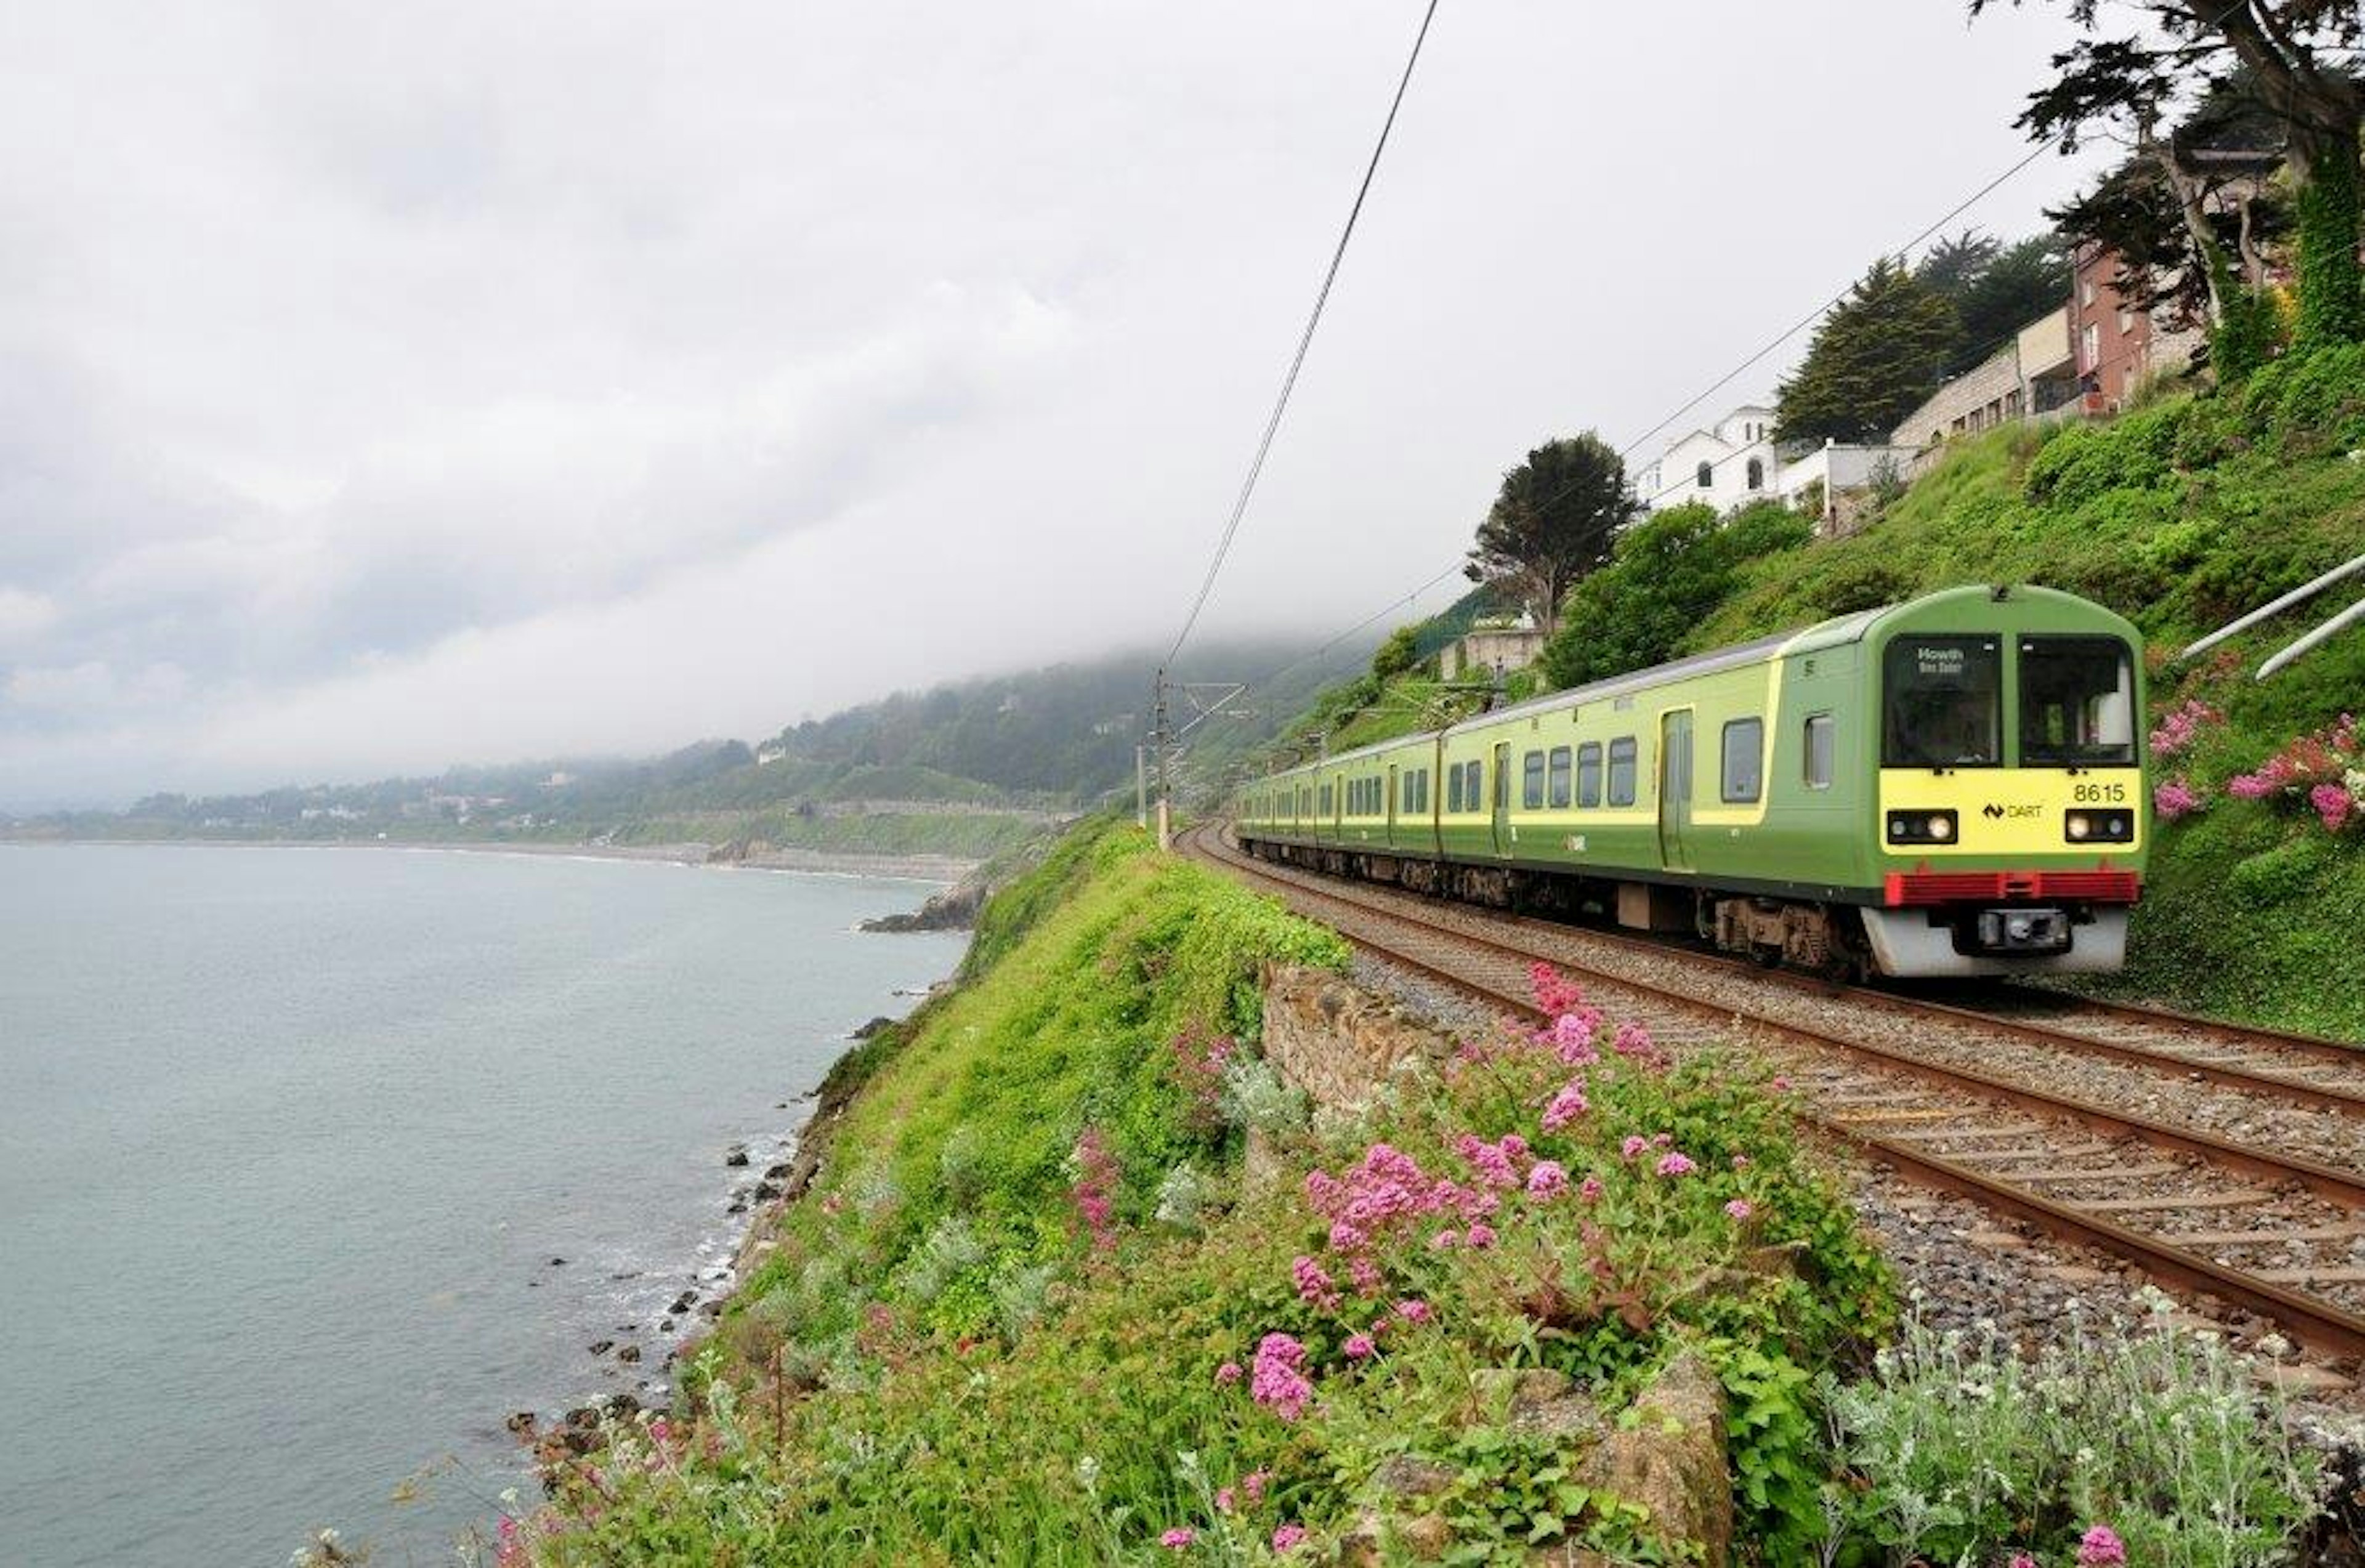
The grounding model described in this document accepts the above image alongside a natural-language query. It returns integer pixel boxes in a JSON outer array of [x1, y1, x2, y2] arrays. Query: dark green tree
[[1774, 258, 1960, 445], [1977, 0, 2363, 348], [1463, 432, 1635, 639], [1540, 502, 1814, 689]]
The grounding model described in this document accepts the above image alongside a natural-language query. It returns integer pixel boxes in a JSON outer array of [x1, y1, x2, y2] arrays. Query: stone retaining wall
[[1260, 963, 1458, 1112]]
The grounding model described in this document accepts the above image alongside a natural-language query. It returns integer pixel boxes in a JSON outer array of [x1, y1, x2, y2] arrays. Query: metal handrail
[[2180, 553, 2365, 679]]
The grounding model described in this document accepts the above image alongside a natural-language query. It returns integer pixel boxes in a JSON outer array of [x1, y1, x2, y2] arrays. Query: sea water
[[0, 843, 965, 1567]]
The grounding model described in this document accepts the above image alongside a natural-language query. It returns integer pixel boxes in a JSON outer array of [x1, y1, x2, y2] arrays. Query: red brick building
[[2071, 242, 2201, 413]]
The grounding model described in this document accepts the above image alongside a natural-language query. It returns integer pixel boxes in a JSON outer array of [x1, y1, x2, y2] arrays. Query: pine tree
[[1462, 434, 1634, 639], [1774, 259, 1960, 445]]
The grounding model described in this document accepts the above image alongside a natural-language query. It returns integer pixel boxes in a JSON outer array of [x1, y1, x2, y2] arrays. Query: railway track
[[1180, 822, 2365, 1372]]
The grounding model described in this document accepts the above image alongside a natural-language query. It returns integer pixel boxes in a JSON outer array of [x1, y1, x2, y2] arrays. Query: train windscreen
[[2019, 636, 2135, 766], [1883, 635, 2002, 768]]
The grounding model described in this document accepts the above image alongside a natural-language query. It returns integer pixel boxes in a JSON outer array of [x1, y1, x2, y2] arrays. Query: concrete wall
[[1891, 341, 2025, 452], [1441, 628, 1546, 681]]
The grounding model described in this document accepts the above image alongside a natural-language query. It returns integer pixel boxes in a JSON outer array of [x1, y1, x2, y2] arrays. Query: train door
[[1490, 742, 1512, 855], [1658, 710, 1694, 871], [1386, 764, 1399, 845]]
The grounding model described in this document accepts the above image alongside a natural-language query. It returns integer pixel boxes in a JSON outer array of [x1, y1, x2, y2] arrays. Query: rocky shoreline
[[509, 973, 961, 1477]]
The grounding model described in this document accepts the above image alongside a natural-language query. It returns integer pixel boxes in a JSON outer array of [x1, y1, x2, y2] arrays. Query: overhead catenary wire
[[1159, 0, 1442, 674], [1195, 0, 2258, 784]]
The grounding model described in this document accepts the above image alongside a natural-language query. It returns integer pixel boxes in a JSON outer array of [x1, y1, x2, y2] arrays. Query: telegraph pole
[[1135, 743, 1148, 829], [1151, 670, 1173, 851]]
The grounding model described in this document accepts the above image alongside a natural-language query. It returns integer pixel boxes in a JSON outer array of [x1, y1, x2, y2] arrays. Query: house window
[[2080, 278, 2095, 307], [1607, 737, 1638, 807], [2082, 323, 2100, 371], [1547, 746, 1572, 808], [1522, 750, 1545, 809], [2117, 307, 2133, 334], [1804, 714, 1835, 790], [1696, 460, 1713, 488], [1745, 456, 1764, 490], [1720, 718, 1765, 803], [1576, 742, 1602, 807]]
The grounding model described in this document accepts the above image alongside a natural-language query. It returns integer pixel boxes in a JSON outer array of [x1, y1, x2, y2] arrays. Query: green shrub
[[1827, 1300, 2321, 1567]]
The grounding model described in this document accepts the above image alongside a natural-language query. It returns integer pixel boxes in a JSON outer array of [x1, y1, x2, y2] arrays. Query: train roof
[[1253, 585, 2127, 781]]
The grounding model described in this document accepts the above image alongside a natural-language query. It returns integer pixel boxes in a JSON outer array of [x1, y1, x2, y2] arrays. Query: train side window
[[1447, 764, 1463, 814], [1577, 743, 1602, 807], [1721, 717, 1765, 803], [1548, 746, 1572, 808], [1607, 737, 1638, 806], [1804, 714, 1835, 788], [1320, 783, 1333, 814], [1522, 750, 1545, 809]]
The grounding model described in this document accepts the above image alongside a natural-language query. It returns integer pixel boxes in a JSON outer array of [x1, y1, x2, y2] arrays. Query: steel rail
[[1180, 824, 2365, 1359], [1226, 830, 2365, 1114]]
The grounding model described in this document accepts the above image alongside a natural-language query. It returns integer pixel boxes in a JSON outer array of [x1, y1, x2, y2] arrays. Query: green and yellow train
[[1232, 584, 2148, 979]]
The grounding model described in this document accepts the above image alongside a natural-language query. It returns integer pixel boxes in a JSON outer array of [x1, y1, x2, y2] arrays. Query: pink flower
[[2311, 781, 2352, 832], [1655, 1151, 1697, 1177], [1526, 1160, 1569, 1198], [1541, 1080, 1589, 1131], [1730, 1154, 1752, 1171], [2077, 1526, 2127, 1566], [2154, 777, 2203, 821], [1724, 1198, 1753, 1221], [1292, 1255, 1338, 1309], [1770, 1075, 1791, 1091], [1457, 1133, 1522, 1190], [1620, 1135, 1648, 1161], [1547, 1011, 1601, 1065], [1429, 1227, 1458, 1250], [1343, 1332, 1376, 1360], [1160, 1527, 1195, 1550], [1272, 1524, 1308, 1553], [649, 1418, 672, 1444], [2009, 1557, 2039, 1568], [1215, 1487, 1235, 1513], [2227, 772, 2275, 800], [1215, 1360, 1243, 1386], [1579, 1174, 1604, 1202], [1348, 1255, 1383, 1296], [1251, 1333, 1314, 1422], [1465, 1222, 1497, 1249], [1530, 963, 1586, 1017], [1242, 1469, 1270, 1503], [1394, 1298, 1433, 1324], [1612, 1020, 1667, 1070]]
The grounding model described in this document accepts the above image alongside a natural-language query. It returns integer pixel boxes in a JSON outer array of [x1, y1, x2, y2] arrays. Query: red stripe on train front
[[1882, 870, 2143, 907]]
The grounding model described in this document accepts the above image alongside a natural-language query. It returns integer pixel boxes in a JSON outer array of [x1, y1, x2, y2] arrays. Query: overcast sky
[[0, 1, 2116, 808]]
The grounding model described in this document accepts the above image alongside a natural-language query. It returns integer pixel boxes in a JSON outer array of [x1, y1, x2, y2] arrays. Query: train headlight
[[2064, 809, 2133, 843], [1886, 809, 1959, 846]]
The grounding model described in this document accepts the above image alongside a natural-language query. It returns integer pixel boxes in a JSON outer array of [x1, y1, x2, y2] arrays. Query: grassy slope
[[506, 820, 1888, 1565]]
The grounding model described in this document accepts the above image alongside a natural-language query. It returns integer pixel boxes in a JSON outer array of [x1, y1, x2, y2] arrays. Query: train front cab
[[1861, 589, 2146, 978]]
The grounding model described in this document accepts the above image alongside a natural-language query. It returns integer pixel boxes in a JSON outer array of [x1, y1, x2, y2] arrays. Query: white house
[[1633, 403, 1912, 538], [1633, 405, 1778, 515]]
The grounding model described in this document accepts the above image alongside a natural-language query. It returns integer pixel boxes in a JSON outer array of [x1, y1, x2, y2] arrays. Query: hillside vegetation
[[12, 637, 1374, 862]]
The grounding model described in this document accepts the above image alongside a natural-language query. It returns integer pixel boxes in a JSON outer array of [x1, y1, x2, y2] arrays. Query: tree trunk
[[2211, 8, 2364, 346], [2286, 118, 2364, 347]]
